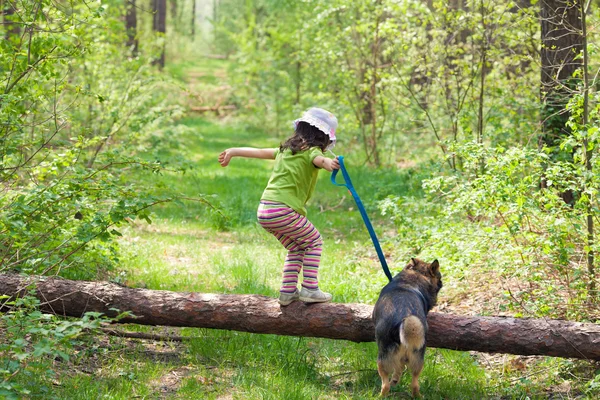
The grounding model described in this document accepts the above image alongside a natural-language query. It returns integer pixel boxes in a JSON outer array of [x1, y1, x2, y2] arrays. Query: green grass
[[51, 331, 491, 399], [28, 55, 599, 400]]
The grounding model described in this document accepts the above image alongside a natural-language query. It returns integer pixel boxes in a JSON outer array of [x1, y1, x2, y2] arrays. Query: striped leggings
[[257, 201, 323, 294]]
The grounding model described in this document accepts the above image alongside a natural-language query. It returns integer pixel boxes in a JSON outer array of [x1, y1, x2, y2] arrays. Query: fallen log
[[1, 273, 599, 360], [190, 105, 237, 113], [203, 54, 228, 59]]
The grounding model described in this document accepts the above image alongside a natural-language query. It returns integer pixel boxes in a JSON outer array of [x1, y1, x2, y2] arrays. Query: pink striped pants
[[257, 201, 323, 294]]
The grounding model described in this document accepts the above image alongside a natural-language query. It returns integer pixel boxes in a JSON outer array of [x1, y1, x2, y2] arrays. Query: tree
[[125, 0, 138, 55], [2, 273, 600, 360], [170, 0, 177, 21], [539, 0, 583, 175], [539, 1, 597, 297], [0, 0, 183, 277], [577, 1, 595, 298], [153, 0, 167, 68], [191, 0, 196, 39], [169, 0, 177, 34]]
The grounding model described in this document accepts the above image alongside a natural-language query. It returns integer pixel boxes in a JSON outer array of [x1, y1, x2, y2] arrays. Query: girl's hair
[[280, 122, 332, 154]]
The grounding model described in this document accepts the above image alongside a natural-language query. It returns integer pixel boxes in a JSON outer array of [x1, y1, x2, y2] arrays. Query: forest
[[1, 0, 600, 398]]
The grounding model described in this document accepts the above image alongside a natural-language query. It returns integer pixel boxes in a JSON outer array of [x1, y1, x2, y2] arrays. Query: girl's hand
[[219, 149, 235, 167], [218, 148, 276, 166], [314, 156, 340, 172], [330, 156, 340, 171]]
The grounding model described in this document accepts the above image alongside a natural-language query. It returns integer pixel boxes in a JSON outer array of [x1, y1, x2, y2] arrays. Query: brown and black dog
[[372, 258, 442, 397]]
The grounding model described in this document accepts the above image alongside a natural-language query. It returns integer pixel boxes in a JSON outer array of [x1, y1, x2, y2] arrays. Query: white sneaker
[[278, 289, 299, 306], [299, 287, 332, 303]]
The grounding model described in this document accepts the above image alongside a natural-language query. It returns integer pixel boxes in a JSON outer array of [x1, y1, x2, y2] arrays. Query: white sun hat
[[294, 107, 338, 149]]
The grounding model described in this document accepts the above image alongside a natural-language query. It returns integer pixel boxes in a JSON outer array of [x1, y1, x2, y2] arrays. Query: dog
[[372, 258, 442, 397]]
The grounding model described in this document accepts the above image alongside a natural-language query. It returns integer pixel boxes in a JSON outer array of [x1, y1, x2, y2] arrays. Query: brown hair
[[280, 122, 332, 154]]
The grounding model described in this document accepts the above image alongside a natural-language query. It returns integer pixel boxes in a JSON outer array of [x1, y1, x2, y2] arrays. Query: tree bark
[[170, 0, 177, 22], [169, 0, 178, 35], [152, 0, 167, 68], [539, 0, 583, 204], [540, 0, 582, 138], [125, 0, 138, 55], [191, 0, 196, 38], [580, 2, 595, 299], [1, 273, 599, 360]]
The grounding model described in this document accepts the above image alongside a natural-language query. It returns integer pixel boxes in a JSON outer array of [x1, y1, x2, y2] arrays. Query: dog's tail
[[400, 315, 425, 350]]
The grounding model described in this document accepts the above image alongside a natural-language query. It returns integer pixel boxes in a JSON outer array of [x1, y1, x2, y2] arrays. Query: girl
[[218, 107, 340, 306]]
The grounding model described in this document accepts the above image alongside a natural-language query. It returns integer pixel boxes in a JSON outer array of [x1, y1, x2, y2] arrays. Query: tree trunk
[[369, 10, 381, 167], [153, 0, 167, 68], [191, 0, 196, 38], [169, 0, 177, 34], [539, 0, 583, 204], [125, 0, 138, 55], [1, 274, 600, 360], [476, 0, 488, 175], [170, 0, 177, 21], [213, 0, 219, 44], [540, 0, 582, 134], [580, 2, 595, 299], [3, 0, 20, 40]]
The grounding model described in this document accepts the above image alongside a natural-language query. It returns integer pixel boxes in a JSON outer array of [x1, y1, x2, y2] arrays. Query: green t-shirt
[[261, 147, 324, 216]]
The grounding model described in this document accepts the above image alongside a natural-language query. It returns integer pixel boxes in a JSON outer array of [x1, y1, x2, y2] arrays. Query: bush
[[0, 0, 188, 279], [0, 294, 126, 398]]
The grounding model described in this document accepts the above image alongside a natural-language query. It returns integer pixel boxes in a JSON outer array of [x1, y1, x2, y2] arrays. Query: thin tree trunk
[[477, 0, 487, 175], [581, 1, 595, 298], [1, 274, 600, 360], [369, 5, 381, 166], [153, 0, 167, 68], [169, 0, 177, 35], [170, 0, 176, 22], [191, 0, 196, 39], [126, 0, 138, 55], [443, 0, 472, 171]]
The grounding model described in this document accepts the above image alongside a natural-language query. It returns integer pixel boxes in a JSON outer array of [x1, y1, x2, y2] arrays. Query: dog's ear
[[430, 259, 440, 275], [409, 257, 417, 268]]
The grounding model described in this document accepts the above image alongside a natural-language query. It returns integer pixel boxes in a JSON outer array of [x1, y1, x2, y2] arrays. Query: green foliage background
[[1, 0, 186, 279], [2, 0, 600, 398], [212, 0, 600, 320]]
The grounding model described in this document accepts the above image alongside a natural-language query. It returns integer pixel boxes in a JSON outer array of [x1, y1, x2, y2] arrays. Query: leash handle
[[331, 156, 393, 282], [331, 156, 352, 189]]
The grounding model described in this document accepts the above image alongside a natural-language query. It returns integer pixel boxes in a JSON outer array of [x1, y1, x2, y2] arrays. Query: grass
[[52, 332, 490, 399], [10, 55, 599, 399]]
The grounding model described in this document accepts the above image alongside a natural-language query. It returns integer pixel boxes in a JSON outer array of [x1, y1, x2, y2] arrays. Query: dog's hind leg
[[408, 352, 424, 398], [400, 316, 426, 397], [377, 359, 392, 397], [391, 347, 407, 387]]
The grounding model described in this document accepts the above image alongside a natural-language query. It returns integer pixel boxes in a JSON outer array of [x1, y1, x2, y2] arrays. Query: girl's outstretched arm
[[313, 156, 340, 172], [219, 147, 277, 167]]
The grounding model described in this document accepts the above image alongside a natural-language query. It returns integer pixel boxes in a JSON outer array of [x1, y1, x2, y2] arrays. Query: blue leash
[[331, 156, 393, 282]]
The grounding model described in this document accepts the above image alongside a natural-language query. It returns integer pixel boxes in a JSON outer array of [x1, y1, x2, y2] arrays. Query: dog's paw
[[379, 385, 391, 397]]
